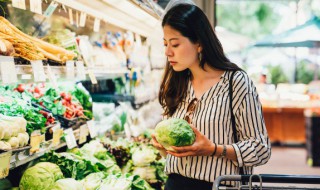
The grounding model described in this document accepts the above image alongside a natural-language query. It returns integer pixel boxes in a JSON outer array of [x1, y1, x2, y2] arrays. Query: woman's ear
[[197, 44, 202, 53]]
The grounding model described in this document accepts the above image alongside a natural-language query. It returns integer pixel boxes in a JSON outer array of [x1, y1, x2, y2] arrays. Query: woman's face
[[163, 25, 200, 72]]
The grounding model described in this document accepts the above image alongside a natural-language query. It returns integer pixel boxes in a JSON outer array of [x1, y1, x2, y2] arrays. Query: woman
[[152, 3, 271, 190]]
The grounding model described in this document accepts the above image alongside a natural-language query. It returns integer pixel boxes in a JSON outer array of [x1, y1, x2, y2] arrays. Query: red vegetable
[[34, 86, 40, 94], [16, 84, 25, 93]]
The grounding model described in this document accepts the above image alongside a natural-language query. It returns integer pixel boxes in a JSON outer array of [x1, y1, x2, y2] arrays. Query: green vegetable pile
[[155, 118, 195, 151]]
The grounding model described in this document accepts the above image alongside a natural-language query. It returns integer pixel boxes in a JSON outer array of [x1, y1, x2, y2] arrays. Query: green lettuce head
[[155, 118, 195, 151], [19, 162, 64, 190]]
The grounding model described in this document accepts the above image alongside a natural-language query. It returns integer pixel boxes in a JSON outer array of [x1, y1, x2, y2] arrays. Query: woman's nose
[[165, 46, 173, 57]]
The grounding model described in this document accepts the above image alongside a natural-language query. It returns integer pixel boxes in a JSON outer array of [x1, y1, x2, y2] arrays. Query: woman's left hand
[[167, 125, 215, 157]]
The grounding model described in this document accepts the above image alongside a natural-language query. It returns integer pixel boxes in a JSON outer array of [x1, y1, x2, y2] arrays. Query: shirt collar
[[220, 70, 230, 84]]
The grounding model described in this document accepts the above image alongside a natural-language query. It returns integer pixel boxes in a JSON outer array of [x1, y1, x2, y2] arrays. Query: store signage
[[79, 124, 89, 144], [66, 61, 75, 80], [30, 130, 42, 153], [0, 56, 18, 84], [79, 12, 87, 27], [31, 60, 46, 82], [30, 0, 42, 15], [94, 18, 100, 32], [0, 151, 12, 179], [46, 65, 58, 90], [76, 61, 86, 80], [12, 0, 26, 10], [88, 69, 97, 84], [43, 1, 58, 17], [87, 120, 97, 138], [69, 8, 74, 25], [52, 123, 62, 147], [64, 128, 77, 149]]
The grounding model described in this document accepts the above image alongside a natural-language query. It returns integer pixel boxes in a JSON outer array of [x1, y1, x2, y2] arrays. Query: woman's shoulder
[[228, 70, 255, 93]]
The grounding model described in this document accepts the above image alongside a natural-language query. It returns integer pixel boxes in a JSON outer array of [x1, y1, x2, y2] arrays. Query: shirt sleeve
[[231, 90, 271, 167]]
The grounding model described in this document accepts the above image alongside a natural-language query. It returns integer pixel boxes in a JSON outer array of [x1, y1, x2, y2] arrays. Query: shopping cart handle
[[242, 174, 320, 184], [212, 174, 320, 190]]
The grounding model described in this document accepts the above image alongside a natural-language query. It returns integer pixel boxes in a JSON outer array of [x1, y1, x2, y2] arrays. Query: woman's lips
[[169, 61, 177, 66]]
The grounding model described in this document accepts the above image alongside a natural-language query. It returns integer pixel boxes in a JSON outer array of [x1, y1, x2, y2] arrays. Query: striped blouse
[[164, 70, 271, 186]]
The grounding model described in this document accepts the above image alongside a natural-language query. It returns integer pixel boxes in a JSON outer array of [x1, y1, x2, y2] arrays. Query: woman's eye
[[164, 44, 168, 47], [172, 44, 179, 48]]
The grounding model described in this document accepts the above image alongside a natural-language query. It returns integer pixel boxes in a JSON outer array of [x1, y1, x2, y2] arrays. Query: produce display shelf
[[9, 128, 81, 170], [91, 93, 156, 109], [91, 94, 135, 103]]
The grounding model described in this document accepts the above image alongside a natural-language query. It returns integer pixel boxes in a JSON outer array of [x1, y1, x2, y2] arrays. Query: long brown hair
[[159, 4, 242, 117]]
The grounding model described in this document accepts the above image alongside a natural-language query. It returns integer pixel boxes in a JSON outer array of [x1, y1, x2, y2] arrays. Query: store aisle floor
[[254, 146, 320, 188]]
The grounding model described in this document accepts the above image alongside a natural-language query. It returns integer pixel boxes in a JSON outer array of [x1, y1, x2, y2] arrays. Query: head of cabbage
[[154, 118, 195, 151], [19, 162, 64, 190]]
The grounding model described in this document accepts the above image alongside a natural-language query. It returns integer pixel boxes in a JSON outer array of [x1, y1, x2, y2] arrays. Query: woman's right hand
[[151, 134, 167, 157]]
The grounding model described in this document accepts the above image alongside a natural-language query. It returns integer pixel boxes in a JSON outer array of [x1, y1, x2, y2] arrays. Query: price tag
[[0, 151, 12, 179], [79, 12, 87, 27], [31, 60, 46, 82], [76, 11, 79, 27], [43, 1, 58, 17], [46, 65, 58, 90], [68, 8, 74, 25], [66, 61, 75, 80], [64, 128, 77, 149], [87, 120, 97, 138], [30, 130, 42, 153], [93, 18, 100, 32], [12, 0, 26, 10], [76, 61, 86, 80], [88, 69, 97, 84], [0, 57, 18, 84], [21, 74, 32, 80], [52, 124, 62, 146], [79, 124, 89, 144], [30, 0, 42, 14]]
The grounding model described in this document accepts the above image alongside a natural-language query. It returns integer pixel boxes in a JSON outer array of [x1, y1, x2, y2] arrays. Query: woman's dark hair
[[159, 3, 242, 117]]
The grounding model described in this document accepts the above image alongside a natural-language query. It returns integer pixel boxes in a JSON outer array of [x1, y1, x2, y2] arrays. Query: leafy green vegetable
[[101, 138, 132, 168], [39, 88, 66, 116], [155, 118, 195, 151], [0, 101, 46, 135], [19, 162, 63, 190], [71, 84, 93, 119], [51, 178, 84, 190], [131, 145, 157, 166], [131, 175, 155, 190], [98, 173, 132, 190], [41, 149, 121, 180], [82, 172, 107, 190], [41, 151, 100, 180], [97, 173, 154, 190]]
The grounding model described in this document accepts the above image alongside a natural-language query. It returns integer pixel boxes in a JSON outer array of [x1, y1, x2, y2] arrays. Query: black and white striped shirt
[[164, 70, 271, 186]]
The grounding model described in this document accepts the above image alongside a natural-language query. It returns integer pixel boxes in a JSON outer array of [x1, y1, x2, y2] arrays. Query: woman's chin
[[172, 66, 186, 72]]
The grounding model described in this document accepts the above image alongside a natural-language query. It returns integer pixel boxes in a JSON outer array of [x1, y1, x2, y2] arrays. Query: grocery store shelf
[[9, 128, 81, 170], [93, 68, 129, 78], [55, 0, 160, 37], [91, 93, 156, 109], [91, 94, 135, 102], [130, 0, 164, 19]]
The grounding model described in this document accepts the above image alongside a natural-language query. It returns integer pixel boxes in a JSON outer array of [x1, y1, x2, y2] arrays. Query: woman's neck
[[189, 63, 222, 82]]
